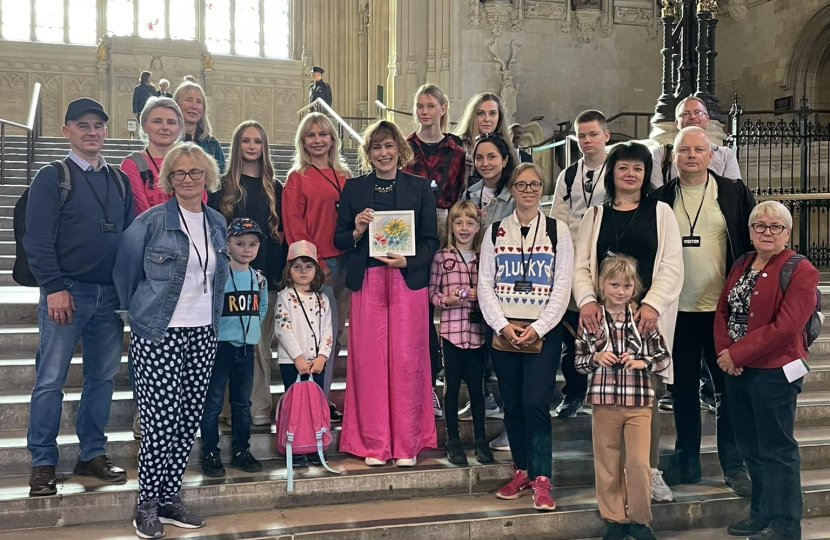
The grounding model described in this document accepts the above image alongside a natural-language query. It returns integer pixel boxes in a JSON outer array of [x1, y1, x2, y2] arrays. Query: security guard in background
[[309, 66, 333, 109]]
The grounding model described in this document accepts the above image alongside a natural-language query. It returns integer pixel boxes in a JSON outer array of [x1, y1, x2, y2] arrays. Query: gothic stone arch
[[784, 3, 830, 104]]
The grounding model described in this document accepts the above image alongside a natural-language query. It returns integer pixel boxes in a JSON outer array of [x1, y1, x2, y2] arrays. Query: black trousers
[[726, 368, 802, 539], [442, 339, 486, 441], [671, 312, 744, 478], [490, 325, 562, 480], [429, 304, 442, 383], [559, 310, 586, 401]]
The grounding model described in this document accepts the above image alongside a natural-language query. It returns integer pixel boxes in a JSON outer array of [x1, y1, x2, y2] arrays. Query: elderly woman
[[479, 163, 573, 512], [114, 142, 229, 539], [334, 120, 439, 468], [572, 142, 684, 503], [173, 81, 226, 174], [715, 201, 819, 540]]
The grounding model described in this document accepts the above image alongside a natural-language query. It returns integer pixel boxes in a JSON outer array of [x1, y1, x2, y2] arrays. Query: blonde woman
[[173, 81, 225, 173], [334, 120, 439, 467], [453, 92, 519, 181], [283, 112, 352, 421], [114, 142, 229, 539], [208, 120, 285, 426]]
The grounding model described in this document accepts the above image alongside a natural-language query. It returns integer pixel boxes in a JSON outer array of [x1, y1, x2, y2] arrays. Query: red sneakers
[[531, 476, 556, 511], [496, 465, 532, 500]]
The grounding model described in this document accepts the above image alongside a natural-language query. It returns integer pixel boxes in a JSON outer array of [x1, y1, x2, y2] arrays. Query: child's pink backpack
[[275, 374, 342, 491]]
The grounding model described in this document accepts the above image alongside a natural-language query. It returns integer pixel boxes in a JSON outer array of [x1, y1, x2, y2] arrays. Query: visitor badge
[[514, 280, 533, 293], [682, 235, 701, 247]]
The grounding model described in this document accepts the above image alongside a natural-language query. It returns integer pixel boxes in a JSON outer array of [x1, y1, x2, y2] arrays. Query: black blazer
[[334, 170, 439, 291]]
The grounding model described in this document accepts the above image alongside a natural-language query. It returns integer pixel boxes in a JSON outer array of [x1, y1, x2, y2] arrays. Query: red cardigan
[[714, 249, 820, 369]]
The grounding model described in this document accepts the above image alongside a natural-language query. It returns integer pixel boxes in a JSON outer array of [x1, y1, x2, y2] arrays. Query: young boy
[[199, 217, 269, 477]]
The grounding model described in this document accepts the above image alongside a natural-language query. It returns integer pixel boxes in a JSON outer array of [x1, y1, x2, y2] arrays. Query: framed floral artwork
[[368, 210, 416, 257]]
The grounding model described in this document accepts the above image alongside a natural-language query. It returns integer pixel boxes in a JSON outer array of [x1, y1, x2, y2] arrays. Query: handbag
[[492, 319, 544, 354]]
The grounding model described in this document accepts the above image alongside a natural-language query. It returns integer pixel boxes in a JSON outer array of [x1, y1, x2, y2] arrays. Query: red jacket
[[714, 249, 820, 369], [403, 132, 466, 209]]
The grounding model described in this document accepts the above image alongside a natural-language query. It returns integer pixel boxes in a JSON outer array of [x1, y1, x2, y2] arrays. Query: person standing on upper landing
[[132, 71, 157, 120], [649, 96, 740, 188], [25, 98, 134, 497], [308, 66, 333, 108]]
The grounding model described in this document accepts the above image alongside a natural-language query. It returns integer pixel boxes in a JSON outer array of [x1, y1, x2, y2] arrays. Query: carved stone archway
[[784, 3, 830, 103]]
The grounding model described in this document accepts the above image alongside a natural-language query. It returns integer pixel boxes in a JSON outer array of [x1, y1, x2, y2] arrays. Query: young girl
[[429, 200, 494, 466], [574, 255, 671, 540], [275, 240, 334, 467]]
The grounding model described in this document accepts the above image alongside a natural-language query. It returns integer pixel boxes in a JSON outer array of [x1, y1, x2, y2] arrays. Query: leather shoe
[[73, 455, 127, 483], [727, 517, 766, 536], [725, 472, 753, 497], [29, 465, 57, 497]]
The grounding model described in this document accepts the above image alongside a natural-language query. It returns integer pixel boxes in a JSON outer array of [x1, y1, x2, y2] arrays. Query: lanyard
[[677, 177, 710, 237], [581, 161, 605, 209], [519, 213, 542, 281], [312, 165, 342, 198], [292, 287, 322, 357], [144, 149, 161, 175], [230, 268, 256, 342], [608, 203, 641, 252], [178, 204, 210, 294], [455, 249, 476, 289], [79, 168, 112, 222]]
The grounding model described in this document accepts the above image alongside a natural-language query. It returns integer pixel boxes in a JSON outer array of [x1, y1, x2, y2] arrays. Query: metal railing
[[0, 82, 42, 185], [727, 94, 830, 264], [297, 98, 365, 147], [605, 112, 653, 141], [528, 134, 580, 196]]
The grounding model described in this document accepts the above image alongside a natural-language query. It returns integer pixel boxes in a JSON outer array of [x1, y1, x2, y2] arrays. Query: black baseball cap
[[65, 98, 109, 124]]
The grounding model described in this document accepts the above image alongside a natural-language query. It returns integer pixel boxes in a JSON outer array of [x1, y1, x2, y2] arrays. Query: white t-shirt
[[168, 206, 216, 328], [481, 185, 496, 207], [549, 158, 608, 241]]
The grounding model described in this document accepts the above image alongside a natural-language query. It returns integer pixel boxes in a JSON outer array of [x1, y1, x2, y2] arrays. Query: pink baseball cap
[[286, 240, 319, 263]]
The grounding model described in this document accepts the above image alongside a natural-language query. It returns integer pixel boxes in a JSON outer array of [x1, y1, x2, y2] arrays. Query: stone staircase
[[1, 139, 830, 538]]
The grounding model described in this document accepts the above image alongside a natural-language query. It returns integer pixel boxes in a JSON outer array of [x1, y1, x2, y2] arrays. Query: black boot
[[445, 438, 468, 465], [603, 521, 627, 540], [474, 439, 495, 464]]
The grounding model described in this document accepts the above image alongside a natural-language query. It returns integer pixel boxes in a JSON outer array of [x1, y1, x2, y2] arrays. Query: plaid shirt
[[403, 133, 467, 209], [574, 306, 671, 407], [429, 247, 486, 349]]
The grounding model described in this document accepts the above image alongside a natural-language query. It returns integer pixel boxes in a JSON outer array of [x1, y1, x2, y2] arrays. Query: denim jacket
[[462, 179, 516, 232], [113, 197, 230, 343]]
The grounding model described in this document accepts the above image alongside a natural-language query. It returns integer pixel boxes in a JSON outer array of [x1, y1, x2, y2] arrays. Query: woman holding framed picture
[[334, 120, 439, 467]]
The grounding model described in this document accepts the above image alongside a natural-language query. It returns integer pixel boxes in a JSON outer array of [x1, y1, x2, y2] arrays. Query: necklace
[[375, 181, 395, 194]]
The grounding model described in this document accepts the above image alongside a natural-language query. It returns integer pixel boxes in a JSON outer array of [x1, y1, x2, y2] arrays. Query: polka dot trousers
[[131, 325, 217, 505]]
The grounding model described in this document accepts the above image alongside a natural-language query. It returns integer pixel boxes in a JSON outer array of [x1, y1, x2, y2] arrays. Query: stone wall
[[717, 0, 830, 112]]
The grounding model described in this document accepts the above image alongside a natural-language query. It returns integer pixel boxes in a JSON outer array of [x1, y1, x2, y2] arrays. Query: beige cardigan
[[572, 200, 684, 384]]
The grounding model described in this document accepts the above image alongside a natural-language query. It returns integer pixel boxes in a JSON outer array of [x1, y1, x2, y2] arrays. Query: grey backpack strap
[[106, 165, 128, 202], [51, 160, 73, 207], [125, 151, 150, 175]]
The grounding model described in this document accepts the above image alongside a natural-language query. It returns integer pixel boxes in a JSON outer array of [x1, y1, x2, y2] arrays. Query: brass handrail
[[1, 82, 42, 184], [297, 98, 364, 144], [755, 193, 830, 201], [375, 100, 413, 117]]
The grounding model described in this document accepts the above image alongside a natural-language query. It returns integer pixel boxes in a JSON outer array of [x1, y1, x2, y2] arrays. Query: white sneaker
[[251, 415, 271, 426], [395, 457, 417, 467], [489, 430, 510, 451], [433, 390, 443, 418], [458, 394, 501, 420], [365, 457, 386, 466], [651, 468, 674, 502]]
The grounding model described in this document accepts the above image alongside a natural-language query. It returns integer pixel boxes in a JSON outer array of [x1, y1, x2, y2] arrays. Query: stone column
[[652, 1, 678, 126], [367, 0, 389, 116]]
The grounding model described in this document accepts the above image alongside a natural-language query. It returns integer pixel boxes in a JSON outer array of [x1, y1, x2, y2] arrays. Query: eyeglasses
[[169, 169, 205, 182], [513, 181, 543, 193], [751, 222, 787, 235], [679, 110, 708, 118], [475, 132, 504, 142]]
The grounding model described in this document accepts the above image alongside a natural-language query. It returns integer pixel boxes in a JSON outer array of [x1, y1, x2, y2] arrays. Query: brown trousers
[[650, 375, 664, 468], [592, 404, 653, 525]]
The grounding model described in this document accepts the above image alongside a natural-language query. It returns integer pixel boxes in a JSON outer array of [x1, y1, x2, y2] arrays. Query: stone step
[[0, 242, 14, 255], [0, 272, 15, 286], [0, 185, 25, 196], [0, 257, 14, 270], [0, 460, 828, 536]]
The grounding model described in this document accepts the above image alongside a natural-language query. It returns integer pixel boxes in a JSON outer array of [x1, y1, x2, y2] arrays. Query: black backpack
[[779, 254, 824, 347], [12, 160, 127, 287], [491, 216, 559, 247]]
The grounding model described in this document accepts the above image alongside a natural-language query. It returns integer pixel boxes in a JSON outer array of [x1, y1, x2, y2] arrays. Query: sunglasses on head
[[475, 132, 504, 143]]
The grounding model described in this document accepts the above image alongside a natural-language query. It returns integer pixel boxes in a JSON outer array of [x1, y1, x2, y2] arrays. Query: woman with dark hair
[[334, 120, 439, 467], [461, 133, 518, 231], [208, 120, 286, 427], [572, 142, 684, 502], [132, 71, 158, 121]]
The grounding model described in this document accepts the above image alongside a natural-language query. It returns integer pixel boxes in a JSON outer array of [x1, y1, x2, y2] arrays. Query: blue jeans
[[28, 282, 123, 466], [322, 254, 350, 397], [200, 342, 255, 456]]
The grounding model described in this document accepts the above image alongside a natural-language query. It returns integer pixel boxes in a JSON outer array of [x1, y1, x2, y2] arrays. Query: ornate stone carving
[[524, 0, 567, 20], [614, 6, 653, 25], [483, 1, 513, 39], [203, 52, 213, 71], [468, 0, 482, 28], [724, 0, 748, 21], [487, 39, 522, 123], [574, 8, 603, 41]]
